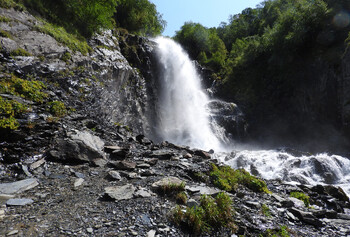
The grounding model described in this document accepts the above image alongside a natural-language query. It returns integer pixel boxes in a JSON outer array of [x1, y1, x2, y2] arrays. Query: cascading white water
[[153, 36, 350, 197], [154, 37, 223, 151]]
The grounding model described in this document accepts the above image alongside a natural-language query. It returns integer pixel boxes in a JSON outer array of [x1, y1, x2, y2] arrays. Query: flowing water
[[154, 37, 350, 196]]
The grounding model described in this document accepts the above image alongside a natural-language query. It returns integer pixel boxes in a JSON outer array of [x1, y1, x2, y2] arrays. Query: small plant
[[261, 203, 271, 217], [172, 192, 236, 235], [0, 16, 11, 22], [48, 101, 67, 117], [0, 96, 28, 130], [0, 116, 19, 129], [35, 21, 91, 55], [210, 164, 270, 193], [176, 191, 188, 205], [0, 0, 17, 9], [61, 51, 71, 63], [0, 29, 13, 39], [160, 182, 185, 196], [38, 55, 45, 61], [290, 192, 310, 207], [10, 48, 32, 56], [0, 75, 47, 102], [260, 225, 291, 237]]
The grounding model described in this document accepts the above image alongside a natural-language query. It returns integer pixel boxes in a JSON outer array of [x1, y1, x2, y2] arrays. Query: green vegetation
[[174, 0, 350, 124], [48, 101, 67, 117], [35, 21, 91, 55], [290, 192, 310, 207], [115, 0, 166, 36], [175, 191, 188, 205], [172, 192, 236, 235], [0, 29, 13, 39], [21, 0, 118, 38], [61, 51, 71, 63], [0, 74, 47, 103], [10, 48, 31, 56], [159, 182, 185, 196], [210, 164, 270, 193], [260, 225, 291, 237], [0, 16, 11, 22], [0, 96, 27, 130], [0, 0, 22, 9], [261, 203, 271, 217], [174, 22, 227, 71]]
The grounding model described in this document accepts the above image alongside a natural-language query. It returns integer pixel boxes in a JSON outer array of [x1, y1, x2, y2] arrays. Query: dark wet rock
[[104, 184, 136, 201], [136, 134, 152, 145], [0, 178, 39, 194], [150, 150, 175, 160], [193, 150, 211, 159], [6, 198, 34, 206], [288, 208, 324, 227], [110, 161, 136, 170]]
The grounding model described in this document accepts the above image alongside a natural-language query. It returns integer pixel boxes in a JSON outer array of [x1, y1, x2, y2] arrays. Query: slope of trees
[[15, 0, 165, 38]]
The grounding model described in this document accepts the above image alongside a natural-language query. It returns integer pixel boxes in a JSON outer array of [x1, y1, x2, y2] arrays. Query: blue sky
[[150, 0, 264, 37]]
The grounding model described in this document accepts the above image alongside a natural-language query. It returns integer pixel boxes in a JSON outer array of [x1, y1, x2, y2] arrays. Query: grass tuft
[[35, 21, 91, 55], [10, 48, 32, 56], [210, 164, 270, 193], [172, 192, 236, 235]]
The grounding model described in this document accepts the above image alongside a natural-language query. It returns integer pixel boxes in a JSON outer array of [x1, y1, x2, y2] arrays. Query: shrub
[[159, 182, 185, 196], [261, 203, 271, 217], [172, 192, 236, 235], [61, 51, 71, 63], [48, 101, 67, 117], [0, 116, 19, 129], [0, 29, 13, 39], [0, 16, 11, 22], [290, 192, 310, 207], [175, 192, 188, 205], [261, 225, 291, 237], [22, 0, 118, 38], [10, 48, 32, 56], [210, 164, 270, 193], [0, 75, 48, 103]]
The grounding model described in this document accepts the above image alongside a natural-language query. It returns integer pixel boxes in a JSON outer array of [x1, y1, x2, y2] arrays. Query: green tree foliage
[[21, 0, 118, 37], [115, 0, 166, 36], [174, 22, 227, 71]]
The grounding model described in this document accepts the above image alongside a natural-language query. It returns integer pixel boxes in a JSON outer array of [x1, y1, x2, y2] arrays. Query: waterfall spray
[[154, 37, 223, 151]]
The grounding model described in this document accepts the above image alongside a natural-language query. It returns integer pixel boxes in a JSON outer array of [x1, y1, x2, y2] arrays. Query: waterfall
[[154, 37, 223, 151]]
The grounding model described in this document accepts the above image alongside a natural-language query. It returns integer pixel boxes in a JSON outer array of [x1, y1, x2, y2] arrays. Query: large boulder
[[48, 130, 105, 164]]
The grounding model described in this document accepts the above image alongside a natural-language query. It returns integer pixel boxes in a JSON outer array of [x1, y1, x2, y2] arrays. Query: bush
[[0, 75, 48, 103], [210, 164, 270, 193], [22, 0, 118, 38], [172, 192, 236, 235], [115, 0, 166, 36], [0, 96, 27, 130], [10, 48, 32, 56], [48, 101, 67, 117], [0, 29, 13, 39]]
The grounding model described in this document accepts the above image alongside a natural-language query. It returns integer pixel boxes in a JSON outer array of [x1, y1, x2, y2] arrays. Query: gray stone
[[338, 213, 350, 220], [137, 163, 151, 169], [0, 178, 39, 195], [151, 177, 185, 189], [74, 178, 84, 187], [6, 230, 19, 236], [108, 171, 122, 180], [6, 198, 34, 206], [30, 158, 46, 170], [186, 185, 221, 195], [287, 197, 305, 208], [147, 230, 156, 237], [134, 188, 153, 198], [105, 184, 135, 201], [187, 199, 199, 208], [92, 158, 108, 167]]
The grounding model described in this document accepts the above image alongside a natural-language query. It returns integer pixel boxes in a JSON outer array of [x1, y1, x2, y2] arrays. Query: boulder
[[104, 184, 136, 201], [0, 178, 39, 195], [48, 130, 105, 164]]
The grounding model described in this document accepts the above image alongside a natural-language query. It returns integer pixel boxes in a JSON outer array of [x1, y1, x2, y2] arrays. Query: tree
[[114, 0, 166, 36]]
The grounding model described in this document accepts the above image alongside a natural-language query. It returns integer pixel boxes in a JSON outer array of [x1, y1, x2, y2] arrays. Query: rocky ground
[[1, 6, 350, 237]]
